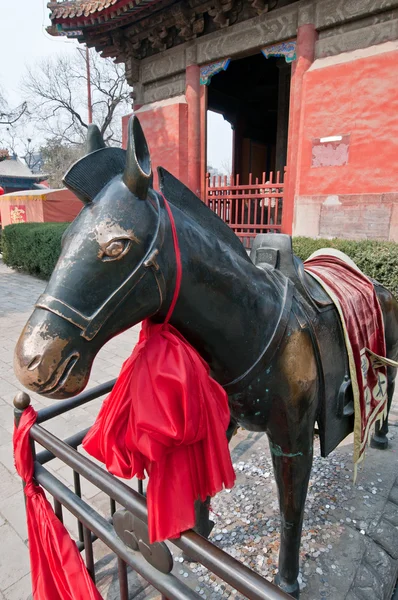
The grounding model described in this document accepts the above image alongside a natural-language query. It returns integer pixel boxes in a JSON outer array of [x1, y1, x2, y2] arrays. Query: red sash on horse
[[83, 195, 235, 542], [304, 249, 392, 470], [83, 320, 235, 543]]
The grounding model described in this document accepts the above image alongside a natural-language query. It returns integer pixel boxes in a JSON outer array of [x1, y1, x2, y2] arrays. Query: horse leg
[[190, 418, 238, 541], [371, 366, 396, 449], [268, 416, 315, 599]]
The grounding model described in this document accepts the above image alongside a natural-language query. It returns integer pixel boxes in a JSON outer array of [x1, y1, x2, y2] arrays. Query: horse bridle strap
[[35, 192, 166, 341], [223, 273, 294, 394]]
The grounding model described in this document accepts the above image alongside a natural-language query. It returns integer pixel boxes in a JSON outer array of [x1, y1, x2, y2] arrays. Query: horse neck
[[159, 204, 284, 386]]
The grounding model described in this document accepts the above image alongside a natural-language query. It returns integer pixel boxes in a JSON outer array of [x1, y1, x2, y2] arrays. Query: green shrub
[[2, 222, 69, 279], [293, 237, 398, 298]]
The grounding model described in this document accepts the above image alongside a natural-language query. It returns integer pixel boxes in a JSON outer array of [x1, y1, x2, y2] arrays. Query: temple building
[[48, 0, 398, 244], [0, 152, 47, 194]]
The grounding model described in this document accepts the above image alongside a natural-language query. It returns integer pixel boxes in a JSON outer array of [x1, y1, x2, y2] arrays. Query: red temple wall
[[293, 41, 398, 241], [122, 98, 189, 191], [122, 40, 398, 242]]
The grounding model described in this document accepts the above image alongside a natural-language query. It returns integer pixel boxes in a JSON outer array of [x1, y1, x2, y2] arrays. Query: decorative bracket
[[200, 58, 231, 85], [208, 0, 243, 28], [261, 40, 297, 63], [113, 509, 174, 574], [250, 0, 268, 15]]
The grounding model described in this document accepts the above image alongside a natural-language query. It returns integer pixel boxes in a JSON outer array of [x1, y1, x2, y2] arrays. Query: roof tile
[[48, 0, 161, 23], [0, 156, 47, 180]]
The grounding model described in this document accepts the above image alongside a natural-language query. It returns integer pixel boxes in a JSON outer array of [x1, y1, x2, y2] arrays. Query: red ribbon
[[83, 195, 235, 542], [13, 406, 102, 600]]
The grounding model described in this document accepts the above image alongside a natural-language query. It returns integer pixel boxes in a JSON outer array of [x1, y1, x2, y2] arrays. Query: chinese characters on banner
[[10, 205, 27, 224]]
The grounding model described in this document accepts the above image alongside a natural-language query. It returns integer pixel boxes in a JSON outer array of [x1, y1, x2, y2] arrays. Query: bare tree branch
[[0, 87, 27, 126], [21, 49, 131, 145]]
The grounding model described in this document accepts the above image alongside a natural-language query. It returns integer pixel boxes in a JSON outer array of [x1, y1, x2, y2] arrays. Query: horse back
[[251, 234, 354, 457]]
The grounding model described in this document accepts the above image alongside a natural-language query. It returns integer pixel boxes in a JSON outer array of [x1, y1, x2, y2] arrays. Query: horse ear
[[123, 116, 152, 200], [86, 124, 106, 154]]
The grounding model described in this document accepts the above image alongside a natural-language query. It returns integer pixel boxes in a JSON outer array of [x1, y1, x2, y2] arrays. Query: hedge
[[293, 237, 398, 298], [2, 223, 398, 297], [2, 222, 69, 280]]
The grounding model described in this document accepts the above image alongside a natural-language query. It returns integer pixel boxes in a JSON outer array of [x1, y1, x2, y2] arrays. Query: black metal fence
[[14, 381, 291, 600]]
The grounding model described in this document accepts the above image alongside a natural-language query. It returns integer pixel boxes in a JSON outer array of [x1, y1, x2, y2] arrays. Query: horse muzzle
[[14, 309, 92, 399]]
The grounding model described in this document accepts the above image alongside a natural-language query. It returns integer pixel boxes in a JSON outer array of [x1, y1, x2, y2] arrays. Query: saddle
[[250, 234, 333, 311], [250, 234, 354, 457]]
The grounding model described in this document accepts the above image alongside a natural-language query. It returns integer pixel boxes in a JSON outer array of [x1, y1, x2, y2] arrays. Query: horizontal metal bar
[[34, 463, 200, 600], [30, 424, 290, 600], [36, 428, 90, 464], [36, 380, 116, 424]]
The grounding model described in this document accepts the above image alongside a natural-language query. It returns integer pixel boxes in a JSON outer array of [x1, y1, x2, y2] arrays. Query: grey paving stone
[[0, 425, 12, 447], [370, 517, 398, 560], [0, 463, 22, 504], [2, 573, 32, 600], [0, 523, 30, 592], [0, 490, 27, 543], [383, 500, 398, 527], [388, 485, 398, 506]]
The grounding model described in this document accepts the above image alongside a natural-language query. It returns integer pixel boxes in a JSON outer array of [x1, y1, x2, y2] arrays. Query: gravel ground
[[166, 421, 398, 600]]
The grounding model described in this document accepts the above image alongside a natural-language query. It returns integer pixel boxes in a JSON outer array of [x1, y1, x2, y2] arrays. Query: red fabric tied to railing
[[13, 406, 103, 600]]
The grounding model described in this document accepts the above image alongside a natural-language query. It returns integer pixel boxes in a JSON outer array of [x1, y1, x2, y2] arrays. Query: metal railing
[[205, 171, 285, 249], [14, 382, 291, 600]]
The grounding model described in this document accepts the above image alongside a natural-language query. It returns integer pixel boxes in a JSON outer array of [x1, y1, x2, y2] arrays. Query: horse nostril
[[27, 355, 42, 371]]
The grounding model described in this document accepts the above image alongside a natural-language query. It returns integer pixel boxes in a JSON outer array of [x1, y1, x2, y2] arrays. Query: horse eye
[[102, 239, 131, 261]]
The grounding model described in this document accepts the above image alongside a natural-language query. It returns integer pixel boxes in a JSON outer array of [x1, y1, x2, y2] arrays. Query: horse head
[[14, 116, 167, 398]]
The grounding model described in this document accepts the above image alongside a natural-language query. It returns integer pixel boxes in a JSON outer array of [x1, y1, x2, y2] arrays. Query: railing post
[[14, 390, 31, 428], [13, 391, 35, 506]]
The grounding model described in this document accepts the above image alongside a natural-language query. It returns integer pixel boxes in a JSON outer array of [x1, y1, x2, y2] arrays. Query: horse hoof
[[274, 573, 300, 598], [370, 434, 388, 450]]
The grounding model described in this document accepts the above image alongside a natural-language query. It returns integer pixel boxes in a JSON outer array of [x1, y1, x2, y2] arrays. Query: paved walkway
[[1, 259, 398, 600], [0, 259, 140, 600]]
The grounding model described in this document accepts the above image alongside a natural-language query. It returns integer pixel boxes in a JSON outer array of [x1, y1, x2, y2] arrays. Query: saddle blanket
[[304, 249, 397, 471]]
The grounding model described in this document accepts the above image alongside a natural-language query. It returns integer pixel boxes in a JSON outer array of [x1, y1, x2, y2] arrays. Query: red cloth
[[13, 406, 102, 600], [83, 320, 235, 543], [304, 253, 388, 464], [83, 194, 235, 543]]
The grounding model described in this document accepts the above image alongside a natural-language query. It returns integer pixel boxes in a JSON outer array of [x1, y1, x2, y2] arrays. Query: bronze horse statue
[[14, 116, 398, 598]]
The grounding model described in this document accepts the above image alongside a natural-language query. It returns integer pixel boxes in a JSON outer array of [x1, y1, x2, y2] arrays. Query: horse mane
[[158, 167, 250, 262]]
